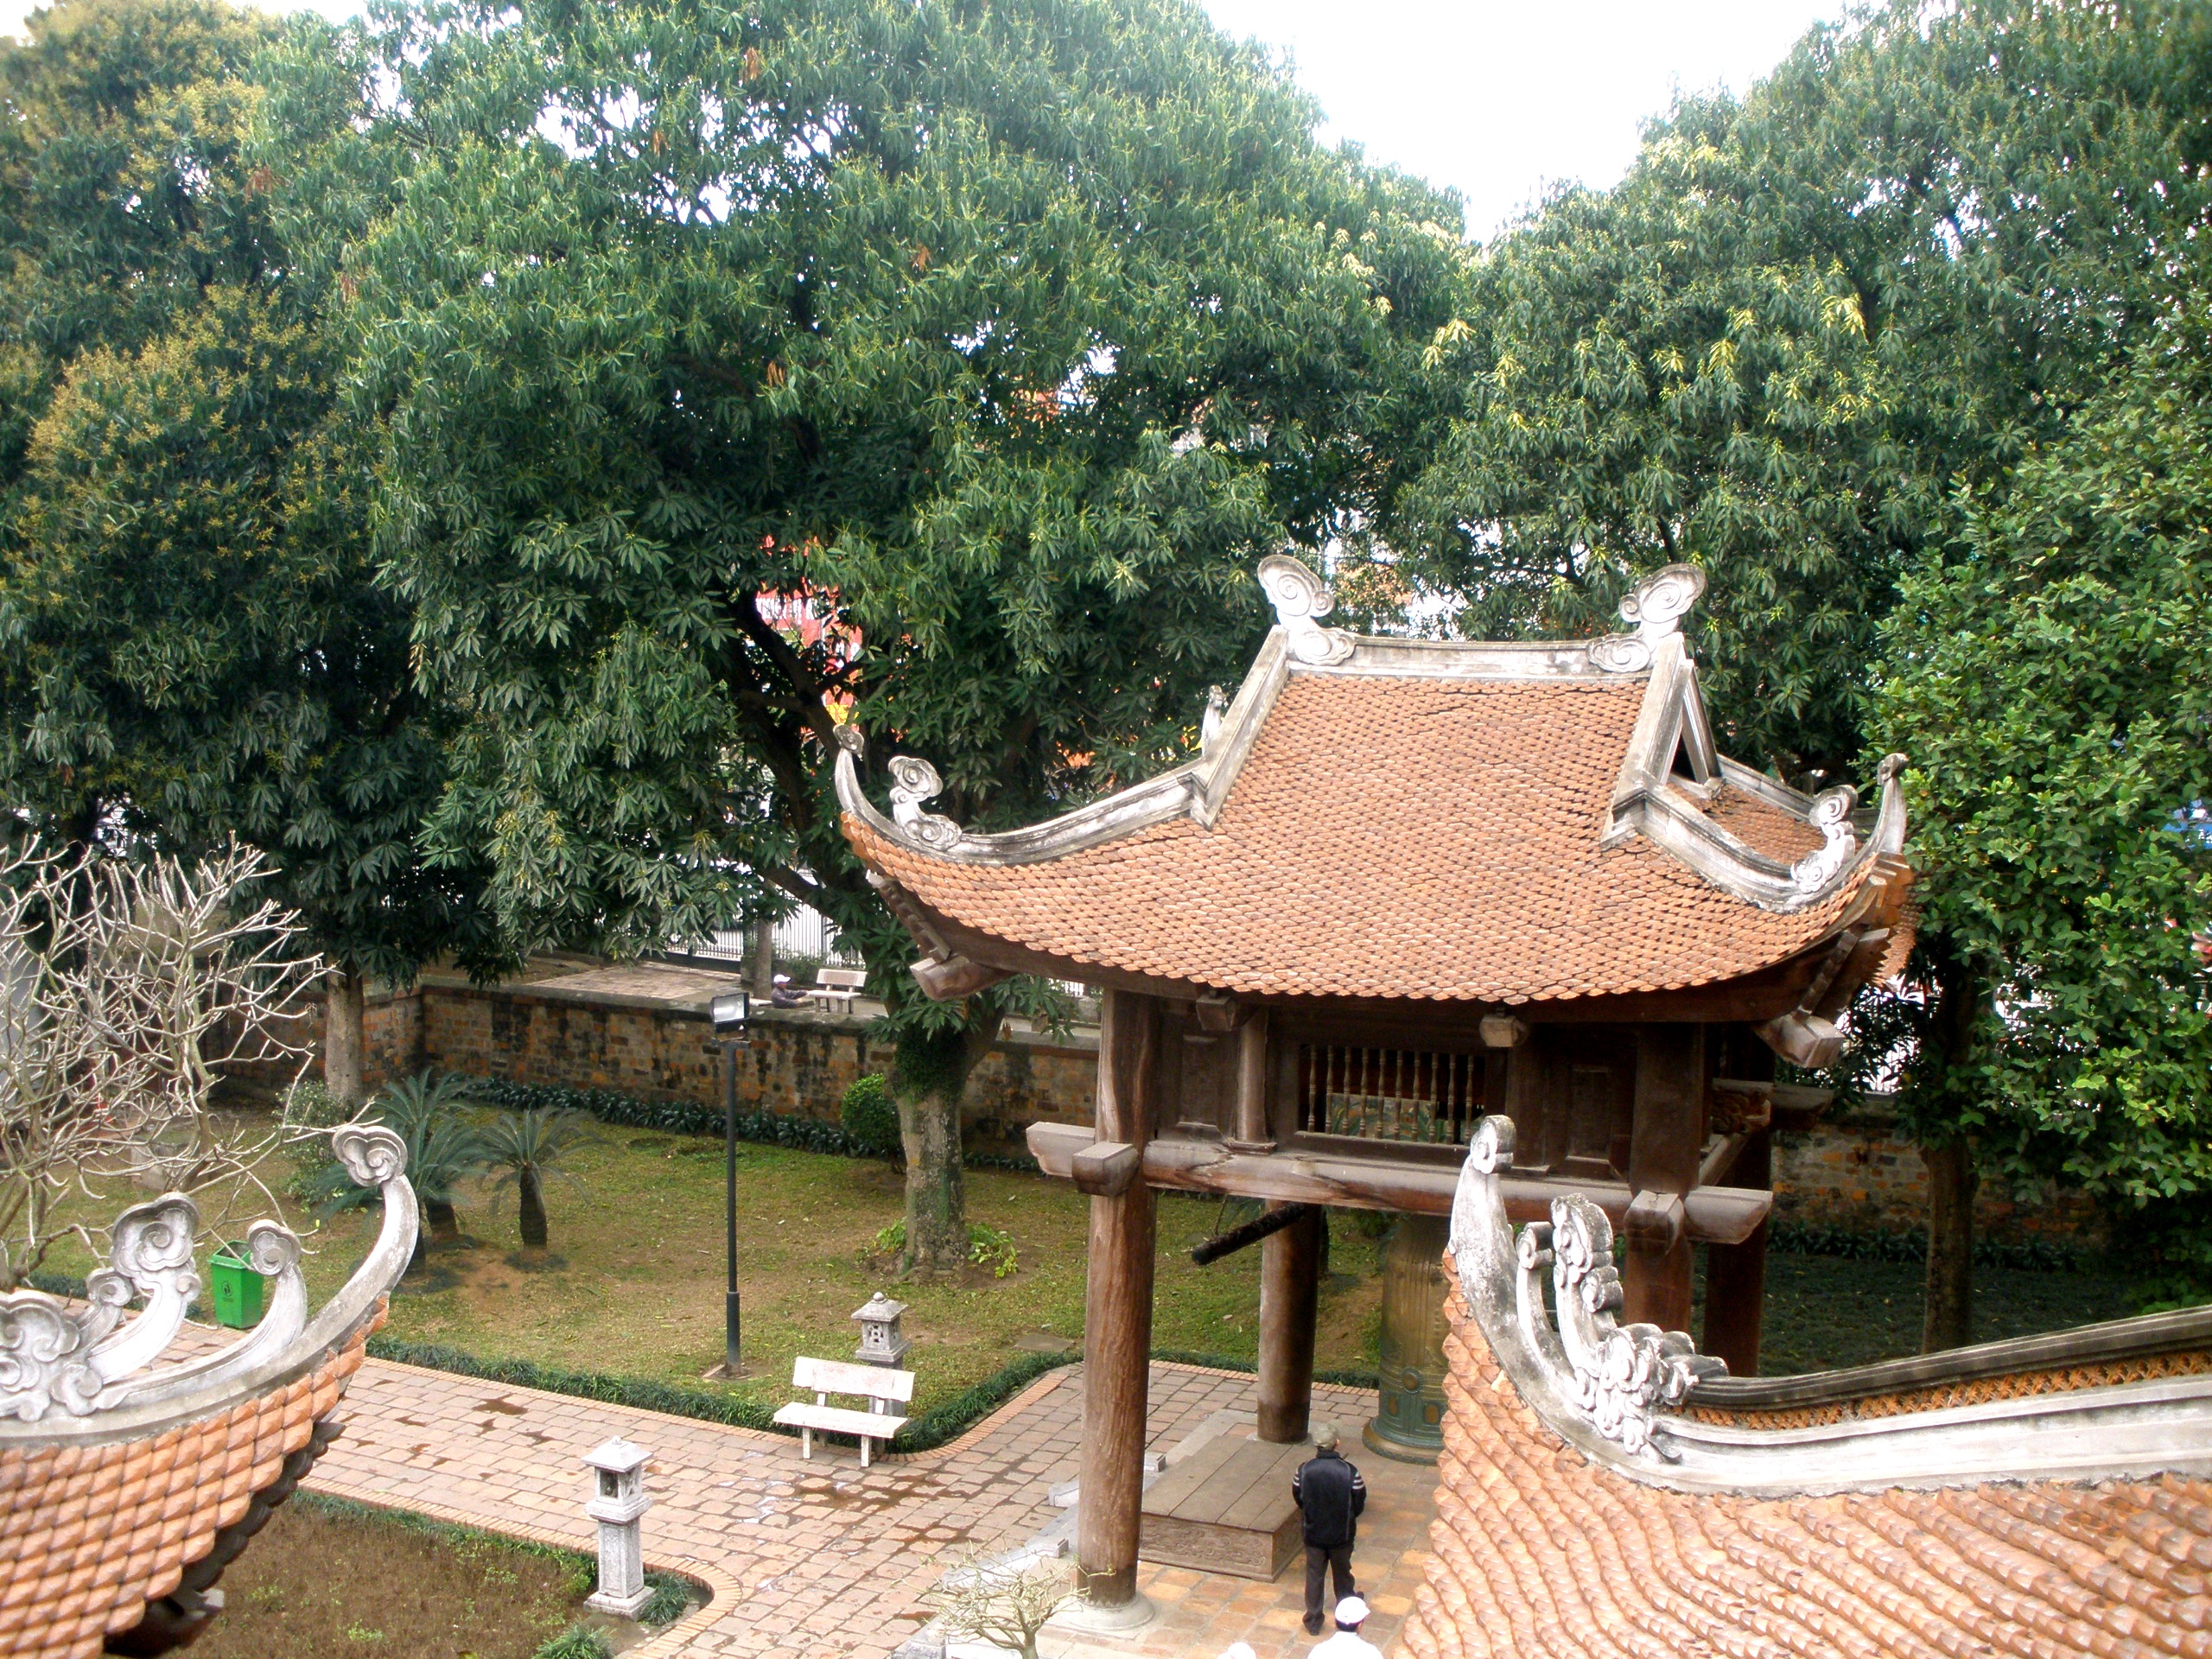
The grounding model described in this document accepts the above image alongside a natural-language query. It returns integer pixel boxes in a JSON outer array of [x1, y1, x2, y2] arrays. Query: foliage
[[926, 1552, 1078, 1659], [265, 0, 1463, 1268], [1874, 265, 2212, 1223], [869, 1218, 1020, 1277], [530, 1630, 611, 1659], [0, 841, 319, 1289], [480, 1109, 595, 1250], [301, 1071, 489, 1258], [1395, 0, 2212, 785], [364, 1333, 1076, 1454], [0, 0, 499, 1033], [457, 1073, 1038, 1170], [838, 1074, 899, 1158], [1392, 0, 2212, 1300], [1764, 1220, 2084, 1274]]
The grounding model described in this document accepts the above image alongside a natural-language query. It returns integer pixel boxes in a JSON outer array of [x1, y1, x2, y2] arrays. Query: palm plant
[[480, 1109, 593, 1251], [300, 1071, 487, 1272]]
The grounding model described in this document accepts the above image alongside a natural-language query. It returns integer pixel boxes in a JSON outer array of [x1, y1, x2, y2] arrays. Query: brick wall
[[1773, 1102, 2101, 1245], [384, 975, 1095, 1150], [332, 971, 2099, 1243]]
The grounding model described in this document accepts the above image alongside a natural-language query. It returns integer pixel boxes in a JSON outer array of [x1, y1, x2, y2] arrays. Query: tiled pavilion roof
[[840, 558, 1913, 1007]]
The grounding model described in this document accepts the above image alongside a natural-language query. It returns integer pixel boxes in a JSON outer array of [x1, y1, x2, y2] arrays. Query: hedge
[[367, 1335, 1077, 1453], [453, 1074, 1039, 1172], [1765, 1219, 2085, 1273]]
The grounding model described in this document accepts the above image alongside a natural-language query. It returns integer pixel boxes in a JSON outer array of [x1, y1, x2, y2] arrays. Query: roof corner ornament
[[1199, 685, 1228, 754], [1456, 1116, 1723, 1464], [1590, 563, 1709, 673], [1791, 785, 1859, 893], [887, 755, 963, 850], [1256, 553, 1356, 667]]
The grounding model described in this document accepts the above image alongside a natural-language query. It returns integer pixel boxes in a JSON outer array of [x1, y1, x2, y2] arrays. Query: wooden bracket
[[1071, 1140, 1142, 1197], [910, 954, 1014, 1001], [1755, 1011, 1844, 1070], [1193, 992, 1249, 1033], [1623, 1189, 1686, 1255], [1479, 1014, 1530, 1049]]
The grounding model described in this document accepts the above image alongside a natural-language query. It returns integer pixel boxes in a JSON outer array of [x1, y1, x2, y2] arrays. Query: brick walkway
[[300, 1356, 1436, 1658]]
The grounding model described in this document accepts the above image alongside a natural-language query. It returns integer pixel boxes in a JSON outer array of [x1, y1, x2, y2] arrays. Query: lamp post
[[710, 990, 750, 1377]]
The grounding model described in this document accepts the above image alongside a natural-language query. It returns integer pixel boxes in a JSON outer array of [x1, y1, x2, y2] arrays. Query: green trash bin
[[208, 1241, 266, 1330]]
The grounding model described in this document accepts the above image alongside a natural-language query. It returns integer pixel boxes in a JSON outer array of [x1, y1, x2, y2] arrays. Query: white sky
[[0, 0, 1851, 240]]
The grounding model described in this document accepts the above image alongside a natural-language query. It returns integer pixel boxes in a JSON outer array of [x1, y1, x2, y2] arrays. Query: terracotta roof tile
[[849, 676, 1871, 1001], [1404, 1282, 2212, 1659], [0, 1320, 372, 1658]]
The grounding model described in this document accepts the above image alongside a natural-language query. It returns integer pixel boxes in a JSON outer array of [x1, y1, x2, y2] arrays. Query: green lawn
[[40, 1121, 2146, 1408]]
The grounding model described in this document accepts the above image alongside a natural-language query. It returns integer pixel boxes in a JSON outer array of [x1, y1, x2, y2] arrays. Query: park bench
[[772, 1356, 914, 1467], [804, 967, 868, 1013]]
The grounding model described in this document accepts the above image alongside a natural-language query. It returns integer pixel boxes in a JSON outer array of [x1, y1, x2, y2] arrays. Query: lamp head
[[710, 990, 751, 1035]]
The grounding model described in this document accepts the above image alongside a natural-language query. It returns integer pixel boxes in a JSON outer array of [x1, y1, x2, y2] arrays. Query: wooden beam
[[1255, 1205, 1321, 1444], [1023, 1122, 1772, 1244], [1624, 1024, 1704, 1332], [1077, 990, 1162, 1609]]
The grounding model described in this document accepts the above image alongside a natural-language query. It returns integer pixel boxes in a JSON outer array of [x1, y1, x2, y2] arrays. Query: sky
[[0, 0, 1853, 240]]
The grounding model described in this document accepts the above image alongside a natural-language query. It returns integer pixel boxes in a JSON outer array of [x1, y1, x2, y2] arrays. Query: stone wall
[[1773, 1100, 2101, 1245], [383, 970, 1095, 1149], [330, 969, 2098, 1243]]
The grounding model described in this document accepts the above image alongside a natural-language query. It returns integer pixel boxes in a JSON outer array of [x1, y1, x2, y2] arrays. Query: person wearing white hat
[[1309, 1596, 1383, 1658]]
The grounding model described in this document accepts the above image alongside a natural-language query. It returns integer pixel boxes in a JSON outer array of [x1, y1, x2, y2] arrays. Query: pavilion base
[[1139, 1431, 1306, 1580], [1049, 1590, 1159, 1637]]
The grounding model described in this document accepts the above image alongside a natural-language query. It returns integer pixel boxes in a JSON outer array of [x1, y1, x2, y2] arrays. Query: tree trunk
[[1922, 1137, 1976, 1352], [892, 1010, 999, 1278], [325, 969, 366, 1106], [426, 1197, 460, 1243], [518, 1166, 549, 1249], [747, 914, 775, 997]]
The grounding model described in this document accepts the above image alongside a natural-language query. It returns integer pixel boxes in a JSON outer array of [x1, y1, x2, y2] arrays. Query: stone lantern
[[852, 1291, 912, 1369], [582, 1436, 653, 1617]]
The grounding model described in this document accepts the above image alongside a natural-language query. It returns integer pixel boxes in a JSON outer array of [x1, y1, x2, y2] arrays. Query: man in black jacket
[[1291, 1423, 1368, 1634]]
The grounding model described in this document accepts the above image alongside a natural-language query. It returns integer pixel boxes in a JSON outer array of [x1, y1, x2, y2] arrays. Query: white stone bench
[[804, 967, 868, 1013], [772, 1356, 914, 1466]]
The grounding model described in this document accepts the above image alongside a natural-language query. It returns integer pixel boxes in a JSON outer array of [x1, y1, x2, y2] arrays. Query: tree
[[0, 842, 318, 1292], [480, 1107, 594, 1251], [274, 0, 1462, 1271], [0, 0, 499, 1101], [1393, 0, 2212, 1344], [1876, 265, 2212, 1306]]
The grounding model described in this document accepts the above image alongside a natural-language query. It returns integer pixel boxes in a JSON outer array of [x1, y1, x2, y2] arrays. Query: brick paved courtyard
[[298, 1354, 1437, 1658]]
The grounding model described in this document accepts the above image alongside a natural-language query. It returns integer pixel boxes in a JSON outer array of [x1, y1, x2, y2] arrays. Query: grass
[[36, 1113, 2150, 1416]]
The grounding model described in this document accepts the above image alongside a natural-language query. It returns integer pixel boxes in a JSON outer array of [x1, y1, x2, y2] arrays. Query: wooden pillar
[[1078, 990, 1160, 1609], [1701, 1129, 1770, 1375], [1231, 1008, 1273, 1147], [1256, 1204, 1320, 1442], [1624, 1023, 1703, 1333]]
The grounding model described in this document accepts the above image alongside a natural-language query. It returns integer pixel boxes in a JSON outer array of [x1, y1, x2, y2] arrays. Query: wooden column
[[1701, 1129, 1770, 1375], [1231, 1009, 1272, 1147], [1078, 990, 1161, 1609], [1624, 1023, 1703, 1333], [1255, 1204, 1321, 1442]]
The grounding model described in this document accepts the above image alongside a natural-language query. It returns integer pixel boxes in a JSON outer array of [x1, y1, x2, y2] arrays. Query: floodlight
[[710, 990, 750, 1034]]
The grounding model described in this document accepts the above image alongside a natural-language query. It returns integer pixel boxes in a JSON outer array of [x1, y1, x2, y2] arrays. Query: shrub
[[868, 1219, 1019, 1278], [840, 1074, 899, 1157]]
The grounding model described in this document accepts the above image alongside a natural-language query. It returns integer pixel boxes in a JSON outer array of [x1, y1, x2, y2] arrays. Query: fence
[[678, 903, 861, 968]]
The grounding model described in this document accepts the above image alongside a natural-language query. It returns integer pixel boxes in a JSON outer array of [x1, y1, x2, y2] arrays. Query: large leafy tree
[[274, 0, 1461, 1270], [1876, 267, 2212, 1292], [0, 0, 495, 1099], [1393, 0, 2212, 1343]]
